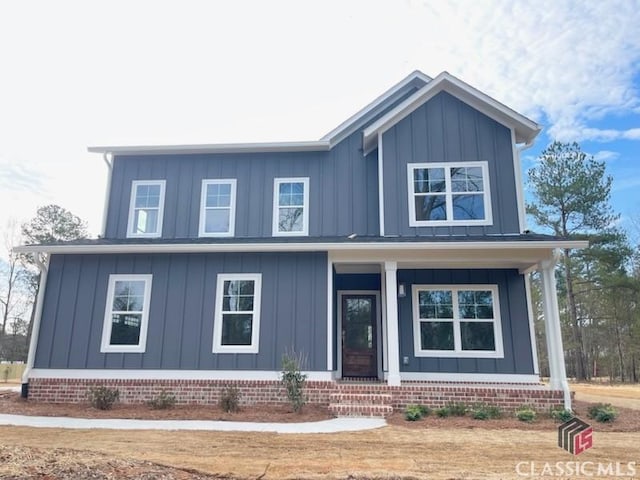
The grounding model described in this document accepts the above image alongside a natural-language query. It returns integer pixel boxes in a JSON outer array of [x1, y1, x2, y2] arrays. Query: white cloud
[[592, 150, 621, 162], [0, 0, 639, 237]]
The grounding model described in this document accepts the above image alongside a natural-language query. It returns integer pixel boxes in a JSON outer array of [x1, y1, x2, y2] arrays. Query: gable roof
[[88, 71, 432, 156], [362, 71, 541, 154]]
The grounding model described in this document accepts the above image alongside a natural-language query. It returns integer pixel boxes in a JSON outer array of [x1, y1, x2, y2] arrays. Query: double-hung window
[[412, 285, 503, 358], [199, 179, 237, 237], [213, 274, 262, 353], [101, 274, 152, 353], [127, 180, 166, 237], [407, 162, 491, 226], [273, 177, 309, 236]]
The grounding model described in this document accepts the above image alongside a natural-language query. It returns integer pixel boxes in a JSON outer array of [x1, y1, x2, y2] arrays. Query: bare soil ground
[[1, 387, 639, 478]]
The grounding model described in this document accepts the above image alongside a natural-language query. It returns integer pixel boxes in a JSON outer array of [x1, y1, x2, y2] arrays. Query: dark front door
[[342, 294, 377, 378]]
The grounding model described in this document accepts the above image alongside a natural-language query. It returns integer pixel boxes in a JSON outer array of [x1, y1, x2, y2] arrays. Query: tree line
[[0, 206, 87, 364], [1, 143, 638, 382], [528, 142, 639, 382]]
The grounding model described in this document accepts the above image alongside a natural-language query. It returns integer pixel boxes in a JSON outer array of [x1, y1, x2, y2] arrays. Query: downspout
[[100, 153, 113, 238], [21, 253, 50, 397]]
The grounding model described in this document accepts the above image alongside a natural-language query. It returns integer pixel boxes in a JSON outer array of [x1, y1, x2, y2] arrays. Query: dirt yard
[[1, 386, 639, 478], [570, 382, 640, 410]]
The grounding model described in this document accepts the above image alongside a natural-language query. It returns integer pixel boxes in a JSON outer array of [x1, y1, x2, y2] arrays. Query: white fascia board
[[13, 239, 589, 255], [320, 70, 432, 143], [88, 141, 331, 156], [399, 372, 541, 385], [362, 72, 541, 153]]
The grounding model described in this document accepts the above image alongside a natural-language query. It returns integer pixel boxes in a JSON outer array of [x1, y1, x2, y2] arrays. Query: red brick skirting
[[27, 378, 568, 411]]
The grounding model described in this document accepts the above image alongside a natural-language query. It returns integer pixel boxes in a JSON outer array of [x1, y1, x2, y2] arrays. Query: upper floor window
[[407, 162, 492, 226], [273, 177, 309, 236], [199, 179, 237, 237], [212, 273, 262, 353], [127, 180, 166, 238], [411, 284, 503, 358], [101, 274, 152, 353]]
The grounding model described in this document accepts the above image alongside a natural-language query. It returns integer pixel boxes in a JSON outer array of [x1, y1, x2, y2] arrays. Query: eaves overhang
[[13, 239, 588, 255], [362, 71, 542, 154]]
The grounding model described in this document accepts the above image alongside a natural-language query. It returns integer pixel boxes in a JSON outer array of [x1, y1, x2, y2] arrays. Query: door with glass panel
[[341, 294, 377, 378]]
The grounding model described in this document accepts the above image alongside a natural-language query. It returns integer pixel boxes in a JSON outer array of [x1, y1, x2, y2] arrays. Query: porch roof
[[13, 234, 586, 272]]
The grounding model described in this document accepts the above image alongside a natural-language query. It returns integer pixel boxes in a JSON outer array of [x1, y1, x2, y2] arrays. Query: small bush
[[445, 402, 467, 416], [219, 385, 241, 413], [470, 403, 502, 420], [404, 404, 430, 421], [281, 349, 308, 413], [515, 406, 537, 422], [435, 406, 451, 418], [87, 386, 119, 410], [147, 390, 176, 410], [587, 403, 618, 423], [551, 408, 574, 423]]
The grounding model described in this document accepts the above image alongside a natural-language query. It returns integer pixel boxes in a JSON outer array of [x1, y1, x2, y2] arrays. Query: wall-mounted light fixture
[[398, 283, 406, 298]]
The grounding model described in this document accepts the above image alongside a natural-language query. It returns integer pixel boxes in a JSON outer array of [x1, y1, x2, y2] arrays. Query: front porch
[[329, 241, 575, 410]]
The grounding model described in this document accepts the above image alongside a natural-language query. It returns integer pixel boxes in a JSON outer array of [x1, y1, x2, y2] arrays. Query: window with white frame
[[411, 285, 503, 358], [407, 162, 491, 226], [213, 274, 262, 353], [127, 180, 166, 237], [101, 274, 152, 353], [199, 179, 237, 237], [273, 177, 309, 236]]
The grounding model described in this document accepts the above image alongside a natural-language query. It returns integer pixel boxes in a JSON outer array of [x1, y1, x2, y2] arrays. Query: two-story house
[[17, 71, 585, 415]]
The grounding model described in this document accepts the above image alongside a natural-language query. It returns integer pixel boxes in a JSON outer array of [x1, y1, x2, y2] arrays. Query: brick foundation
[[27, 377, 567, 412]]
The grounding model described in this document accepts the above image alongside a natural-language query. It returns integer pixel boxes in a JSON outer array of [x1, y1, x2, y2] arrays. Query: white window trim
[[212, 273, 262, 354], [127, 180, 166, 238], [407, 161, 493, 227], [198, 179, 237, 237], [411, 284, 504, 358], [272, 177, 310, 237], [100, 274, 152, 353]]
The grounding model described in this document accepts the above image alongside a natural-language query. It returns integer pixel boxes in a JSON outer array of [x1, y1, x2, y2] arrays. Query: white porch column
[[384, 261, 401, 386], [540, 258, 572, 410]]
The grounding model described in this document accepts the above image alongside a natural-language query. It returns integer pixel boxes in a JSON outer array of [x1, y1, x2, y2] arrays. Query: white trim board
[[14, 239, 588, 255], [399, 372, 541, 384], [28, 369, 334, 382]]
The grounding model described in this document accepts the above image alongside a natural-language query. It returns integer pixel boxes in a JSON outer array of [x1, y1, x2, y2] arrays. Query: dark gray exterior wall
[[34, 252, 328, 371], [396, 268, 534, 375], [105, 132, 380, 239], [382, 91, 520, 236]]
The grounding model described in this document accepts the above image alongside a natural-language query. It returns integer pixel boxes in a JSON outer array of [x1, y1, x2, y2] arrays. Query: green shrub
[[404, 404, 432, 421], [551, 408, 574, 423], [445, 402, 467, 416], [404, 404, 424, 421], [281, 349, 308, 413], [147, 390, 176, 410], [435, 406, 451, 418], [587, 403, 618, 423], [515, 406, 537, 422], [219, 385, 241, 413], [470, 403, 502, 420], [87, 386, 119, 410]]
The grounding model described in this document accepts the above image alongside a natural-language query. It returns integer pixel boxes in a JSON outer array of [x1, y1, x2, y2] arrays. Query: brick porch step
[[328, 393, 393, 418]]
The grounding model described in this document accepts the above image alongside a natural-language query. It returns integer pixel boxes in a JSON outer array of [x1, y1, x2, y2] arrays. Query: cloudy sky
[[1, 0, 639, 248]]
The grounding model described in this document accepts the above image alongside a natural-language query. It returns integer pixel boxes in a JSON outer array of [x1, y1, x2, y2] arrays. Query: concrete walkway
[[0, 413, 386, 433]]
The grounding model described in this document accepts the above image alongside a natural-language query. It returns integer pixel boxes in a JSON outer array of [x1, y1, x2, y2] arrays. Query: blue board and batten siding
[[34, 252, 328, 371], [396, 269, 534, 375], [382, 91, 521, 236], [105, 130, 379, 240]]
